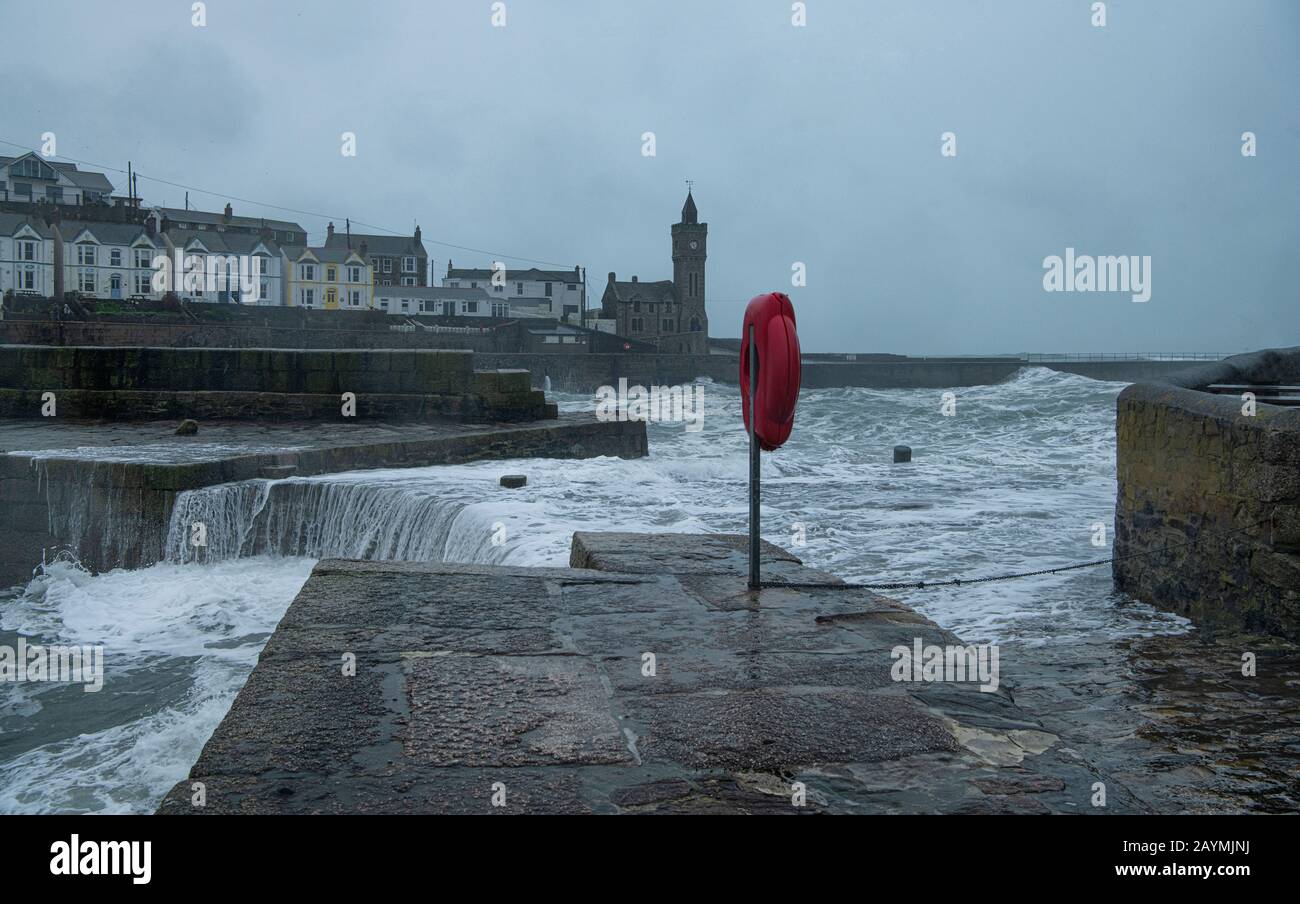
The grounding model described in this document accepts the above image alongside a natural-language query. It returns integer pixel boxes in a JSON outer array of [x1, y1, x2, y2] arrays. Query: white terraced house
[[443, 262, 586, 322], [162, 229, 283, 305], [55, 220, 168, 301], [0, 213, 55, 296], [372, 284, 503, 317]]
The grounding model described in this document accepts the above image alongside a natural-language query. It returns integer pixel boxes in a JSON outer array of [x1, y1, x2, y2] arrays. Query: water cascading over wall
[[162, 478, 511, 566]]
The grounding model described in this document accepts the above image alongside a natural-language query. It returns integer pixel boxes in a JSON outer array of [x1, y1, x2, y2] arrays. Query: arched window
[[690, 317, 701, 332]]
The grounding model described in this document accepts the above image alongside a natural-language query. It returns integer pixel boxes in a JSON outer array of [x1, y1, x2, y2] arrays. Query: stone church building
[[597, 190, 709, 355]]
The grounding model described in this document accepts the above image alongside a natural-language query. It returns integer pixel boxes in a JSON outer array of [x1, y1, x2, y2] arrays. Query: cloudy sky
[[4, 0, 1296, 353]]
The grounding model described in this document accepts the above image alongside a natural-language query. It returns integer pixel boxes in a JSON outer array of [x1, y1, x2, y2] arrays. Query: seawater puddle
[[1, 368, 1293, 812]]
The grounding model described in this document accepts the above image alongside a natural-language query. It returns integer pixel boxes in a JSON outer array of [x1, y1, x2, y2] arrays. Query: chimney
[[607, 271, 616, 284], [414, 225, 421, 243], [223, 202, 233, 221], [327, 222, 335, 240], [631, 275, 638, 283], [144, 216, 155, 236], [447, 259, 454, 272], [359, 240, 368, 259]]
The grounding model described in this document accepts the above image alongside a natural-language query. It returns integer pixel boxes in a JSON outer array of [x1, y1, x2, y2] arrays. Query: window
[[302, 288, 315, 306], [18, 240, 36, 261], [19, 267, 36, 290], [690, 317, 701, 332], [469, 281, 478, 289], [631, 317, 643, 332], [77, 243, 96, 266], [401, 277, 415, 286], [516, 282, 523, 295], [46, 186, 63, 203], [464, 300, 479, 314], [491, 302, 509, 317], [14, 183, 32, 199], [14, 158, 52, 178], [544, 282, 553, 297], [348, 290, 361, 306], [493, 283, 503, 292], [78, 269, 95, 293], [403, 256, 415, 273], [110, 249, 122, 266], [649, 303, 656, 313], [347, 265, 361, 282], [689, 273, 698, 297], [383, 259, 392, 273], [662, 319, 673, 332], [135, 271, 151, 295], [327, 266, 337, 282], [325, 288, 337, 306], [301, 264, 315, 280], [134, 248, 152, 269], [633, 300, 640, 313], [567, 283, 577, 290], [400, 300, 409, 311]]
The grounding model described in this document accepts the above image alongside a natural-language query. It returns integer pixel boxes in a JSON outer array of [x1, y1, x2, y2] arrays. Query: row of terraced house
[[0, 150, 710, 353]]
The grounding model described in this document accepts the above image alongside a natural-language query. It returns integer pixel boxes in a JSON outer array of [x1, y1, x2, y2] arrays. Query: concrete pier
[[0, 414, 645, 585], [159, 533, 1129, 814]]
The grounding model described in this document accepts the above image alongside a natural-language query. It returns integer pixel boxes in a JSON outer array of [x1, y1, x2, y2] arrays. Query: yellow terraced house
[[283, 246, 372, 310]]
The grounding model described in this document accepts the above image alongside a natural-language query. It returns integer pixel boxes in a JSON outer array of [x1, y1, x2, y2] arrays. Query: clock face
[[688, 240, 698, 250]]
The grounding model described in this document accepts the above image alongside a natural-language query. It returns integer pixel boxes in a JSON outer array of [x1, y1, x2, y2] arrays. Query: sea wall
[[0, 416, 647, 586], [1113, 347, 1300, 639], [0, 345, 549, 422]]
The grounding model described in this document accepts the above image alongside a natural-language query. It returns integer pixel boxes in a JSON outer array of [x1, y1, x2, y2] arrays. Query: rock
[[893, 444, 912, 463], [500, 474, 527, 489], [176, 419, 199, 436]]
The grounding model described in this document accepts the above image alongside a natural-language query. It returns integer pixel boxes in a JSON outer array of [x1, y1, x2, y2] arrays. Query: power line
[[0, 137, 579, 269]]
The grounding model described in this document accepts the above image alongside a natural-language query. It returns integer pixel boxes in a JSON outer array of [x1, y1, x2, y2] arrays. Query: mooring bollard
[[500, 475, 527, 488], [893, 445, 912, 463]]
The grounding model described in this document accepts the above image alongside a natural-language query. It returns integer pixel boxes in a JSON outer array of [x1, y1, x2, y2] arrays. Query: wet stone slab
[[159, 533, 1125, 814]]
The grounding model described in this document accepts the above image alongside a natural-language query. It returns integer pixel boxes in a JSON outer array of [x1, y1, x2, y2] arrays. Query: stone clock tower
[[671, 189, 708, 351]]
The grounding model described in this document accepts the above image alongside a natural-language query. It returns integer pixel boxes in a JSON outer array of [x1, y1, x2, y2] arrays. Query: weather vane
[[685, 179, 695, 191]]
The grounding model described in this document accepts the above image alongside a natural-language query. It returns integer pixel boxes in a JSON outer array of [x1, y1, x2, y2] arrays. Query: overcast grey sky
[[4, 0, 1296, 353]]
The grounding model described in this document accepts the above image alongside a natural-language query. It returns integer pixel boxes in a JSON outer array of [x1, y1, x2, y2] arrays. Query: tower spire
[[681, 185, 698, 225]]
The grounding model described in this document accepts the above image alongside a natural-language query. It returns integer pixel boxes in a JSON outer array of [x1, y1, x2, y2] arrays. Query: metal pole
[[748, 323, 760, 590]]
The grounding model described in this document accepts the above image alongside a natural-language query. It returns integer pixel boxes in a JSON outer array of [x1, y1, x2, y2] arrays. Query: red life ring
[[740, 292, 801, 451]]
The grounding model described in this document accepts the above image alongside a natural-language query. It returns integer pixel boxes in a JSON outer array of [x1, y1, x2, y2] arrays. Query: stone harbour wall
[[0, 345, 549, 422], [1113, 347, 1300, 639]]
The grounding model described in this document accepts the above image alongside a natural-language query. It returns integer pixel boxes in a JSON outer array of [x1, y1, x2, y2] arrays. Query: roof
[[681, 190, 698, 224], [603, 278, 679, 305], [168, 228, 280, 255], [284, 245, 366, 265], [446, 265, 581, 283], [324, 230, 424, 256], [50, 163, 114, 193], [54, 219, 160, 246], [157, 207, 305, 236], [0, 212, 52, 238]]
